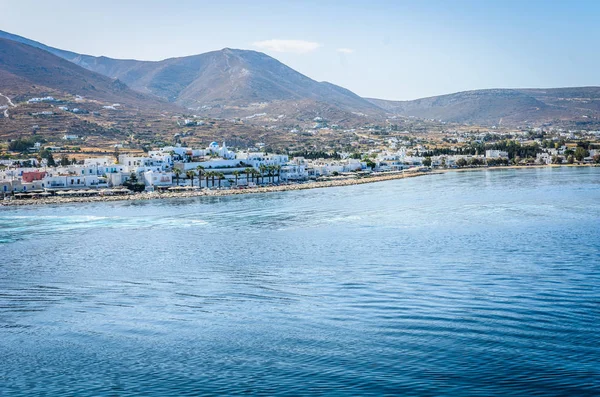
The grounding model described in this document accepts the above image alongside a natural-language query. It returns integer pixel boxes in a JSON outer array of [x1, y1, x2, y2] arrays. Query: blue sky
[[1, 0, 599, 100]]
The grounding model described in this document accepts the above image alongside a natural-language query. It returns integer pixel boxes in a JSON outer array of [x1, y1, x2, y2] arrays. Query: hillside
[[3, 29, 600, 138], [0, 30, 382, 117], [368, 87, 600, 127], [0, 38, 175, 112]]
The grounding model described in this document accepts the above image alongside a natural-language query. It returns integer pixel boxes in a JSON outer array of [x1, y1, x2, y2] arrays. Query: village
[[1, 132, 599, 201]]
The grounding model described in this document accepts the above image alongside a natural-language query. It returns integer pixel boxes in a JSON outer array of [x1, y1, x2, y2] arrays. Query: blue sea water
[[0, 167, 599, 396]]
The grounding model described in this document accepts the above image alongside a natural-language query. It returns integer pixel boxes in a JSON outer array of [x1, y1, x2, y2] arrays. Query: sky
[[1, 0, 599, 100]]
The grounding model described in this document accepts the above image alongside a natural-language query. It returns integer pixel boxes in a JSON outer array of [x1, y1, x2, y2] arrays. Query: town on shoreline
[[2, 137, 600, 207]]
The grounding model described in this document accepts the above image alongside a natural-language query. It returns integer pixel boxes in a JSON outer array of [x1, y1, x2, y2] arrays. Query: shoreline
[[0, 170, 433, 207], [1, 164, 596, 207]]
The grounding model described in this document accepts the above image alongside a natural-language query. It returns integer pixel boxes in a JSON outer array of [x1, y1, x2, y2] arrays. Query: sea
[[1, 167, 599, 396]]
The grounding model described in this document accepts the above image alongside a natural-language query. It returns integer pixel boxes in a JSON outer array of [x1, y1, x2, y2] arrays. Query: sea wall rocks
[[1, 171, 432, 207]]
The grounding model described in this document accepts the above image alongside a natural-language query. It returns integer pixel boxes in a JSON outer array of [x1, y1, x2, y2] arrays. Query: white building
[[143, 170, 173, 187], [485, 150, 509, 159]]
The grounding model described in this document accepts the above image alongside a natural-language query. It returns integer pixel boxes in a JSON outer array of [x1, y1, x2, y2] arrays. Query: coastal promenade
[[0, 170, 433, 207], [2, 164, 595, 207]]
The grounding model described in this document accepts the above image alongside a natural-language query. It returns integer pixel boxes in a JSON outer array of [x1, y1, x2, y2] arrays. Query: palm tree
[[186, 170, 195, 187], [211, 171, 217, 188], [204, 171, 212, 188], [266, 165, 274, 183], [252, 170, 260, 185], [259, 164, 267, 184], [173, 168, 182, 186], [274, 165, 281, 183], [196, 165, 205, 188], [232, 170, 241, 186], [217, 173, 225, 187], [244, 167, 254, 184]]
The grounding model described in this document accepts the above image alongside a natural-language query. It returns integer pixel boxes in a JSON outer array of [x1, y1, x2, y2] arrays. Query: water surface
[[1, 167, 599, 395]]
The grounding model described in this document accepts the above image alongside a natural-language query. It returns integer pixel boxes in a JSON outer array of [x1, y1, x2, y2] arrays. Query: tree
[[259, 164, 267, 184], [567, 155, 575, 164], [268, 166, 274, 183], [422, 157, 432, 167], [593, 154, 600, 164], [204, 171, 212, 188], [441, 157, 446, 168], [252, 170, 261, 184], [8, 138, 35, 153], [123, 172, 145, 192], [469, 157, 483, 166], [244, 167, 254, 184], [173, 168, 182, 185], [232, 170, 241, 186], [217, 173, 225, 187], [274, 165, 281, 183], [456, 158, 467, 168], [574, 147, 588, 162], [196, 165, 205, 188], [60, 155, 70, 166], [46, 153, 56, 167], [186, 170, 195, 187]]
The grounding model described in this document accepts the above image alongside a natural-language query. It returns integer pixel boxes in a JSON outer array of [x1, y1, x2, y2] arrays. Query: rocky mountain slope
[[0, 30, 382, 117], [2, 29, 599, 129], [0, 38, 175, 111], [368, 87, 600, 127]]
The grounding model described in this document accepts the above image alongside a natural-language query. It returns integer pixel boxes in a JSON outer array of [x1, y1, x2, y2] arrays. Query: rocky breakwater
[[1, 170, 434, 207]]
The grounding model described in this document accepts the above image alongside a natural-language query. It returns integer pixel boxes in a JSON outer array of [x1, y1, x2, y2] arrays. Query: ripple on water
[[1, 168, 599, 396]]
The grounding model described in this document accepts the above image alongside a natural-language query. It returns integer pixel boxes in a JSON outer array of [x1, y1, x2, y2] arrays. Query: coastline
[[0, 169, 434, 207], [436, 163, 595, 173], [1, 164, 595, 207]]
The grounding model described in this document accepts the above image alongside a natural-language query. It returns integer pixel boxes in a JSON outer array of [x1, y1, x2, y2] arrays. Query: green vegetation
[[123, 173, 146, 192], [173, 168, 182, 186], [186, 170, 196, 187], [289, 150, 341, 160], [574, 147, 589, 162], [8, 138, 36, 153]]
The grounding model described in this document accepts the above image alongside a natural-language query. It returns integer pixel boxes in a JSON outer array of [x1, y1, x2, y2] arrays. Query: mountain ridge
[[367, 87, 600, 127], [0, 30, 381, 116], [2, 29, 600, 128], [0, 38, 175, 111]]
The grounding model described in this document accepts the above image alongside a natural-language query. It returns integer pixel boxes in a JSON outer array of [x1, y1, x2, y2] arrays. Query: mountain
[[3, 29, 599, 129], [0, 30, 382, 116], [368, 87, 600, 127], [0, 38, 176, 111]]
